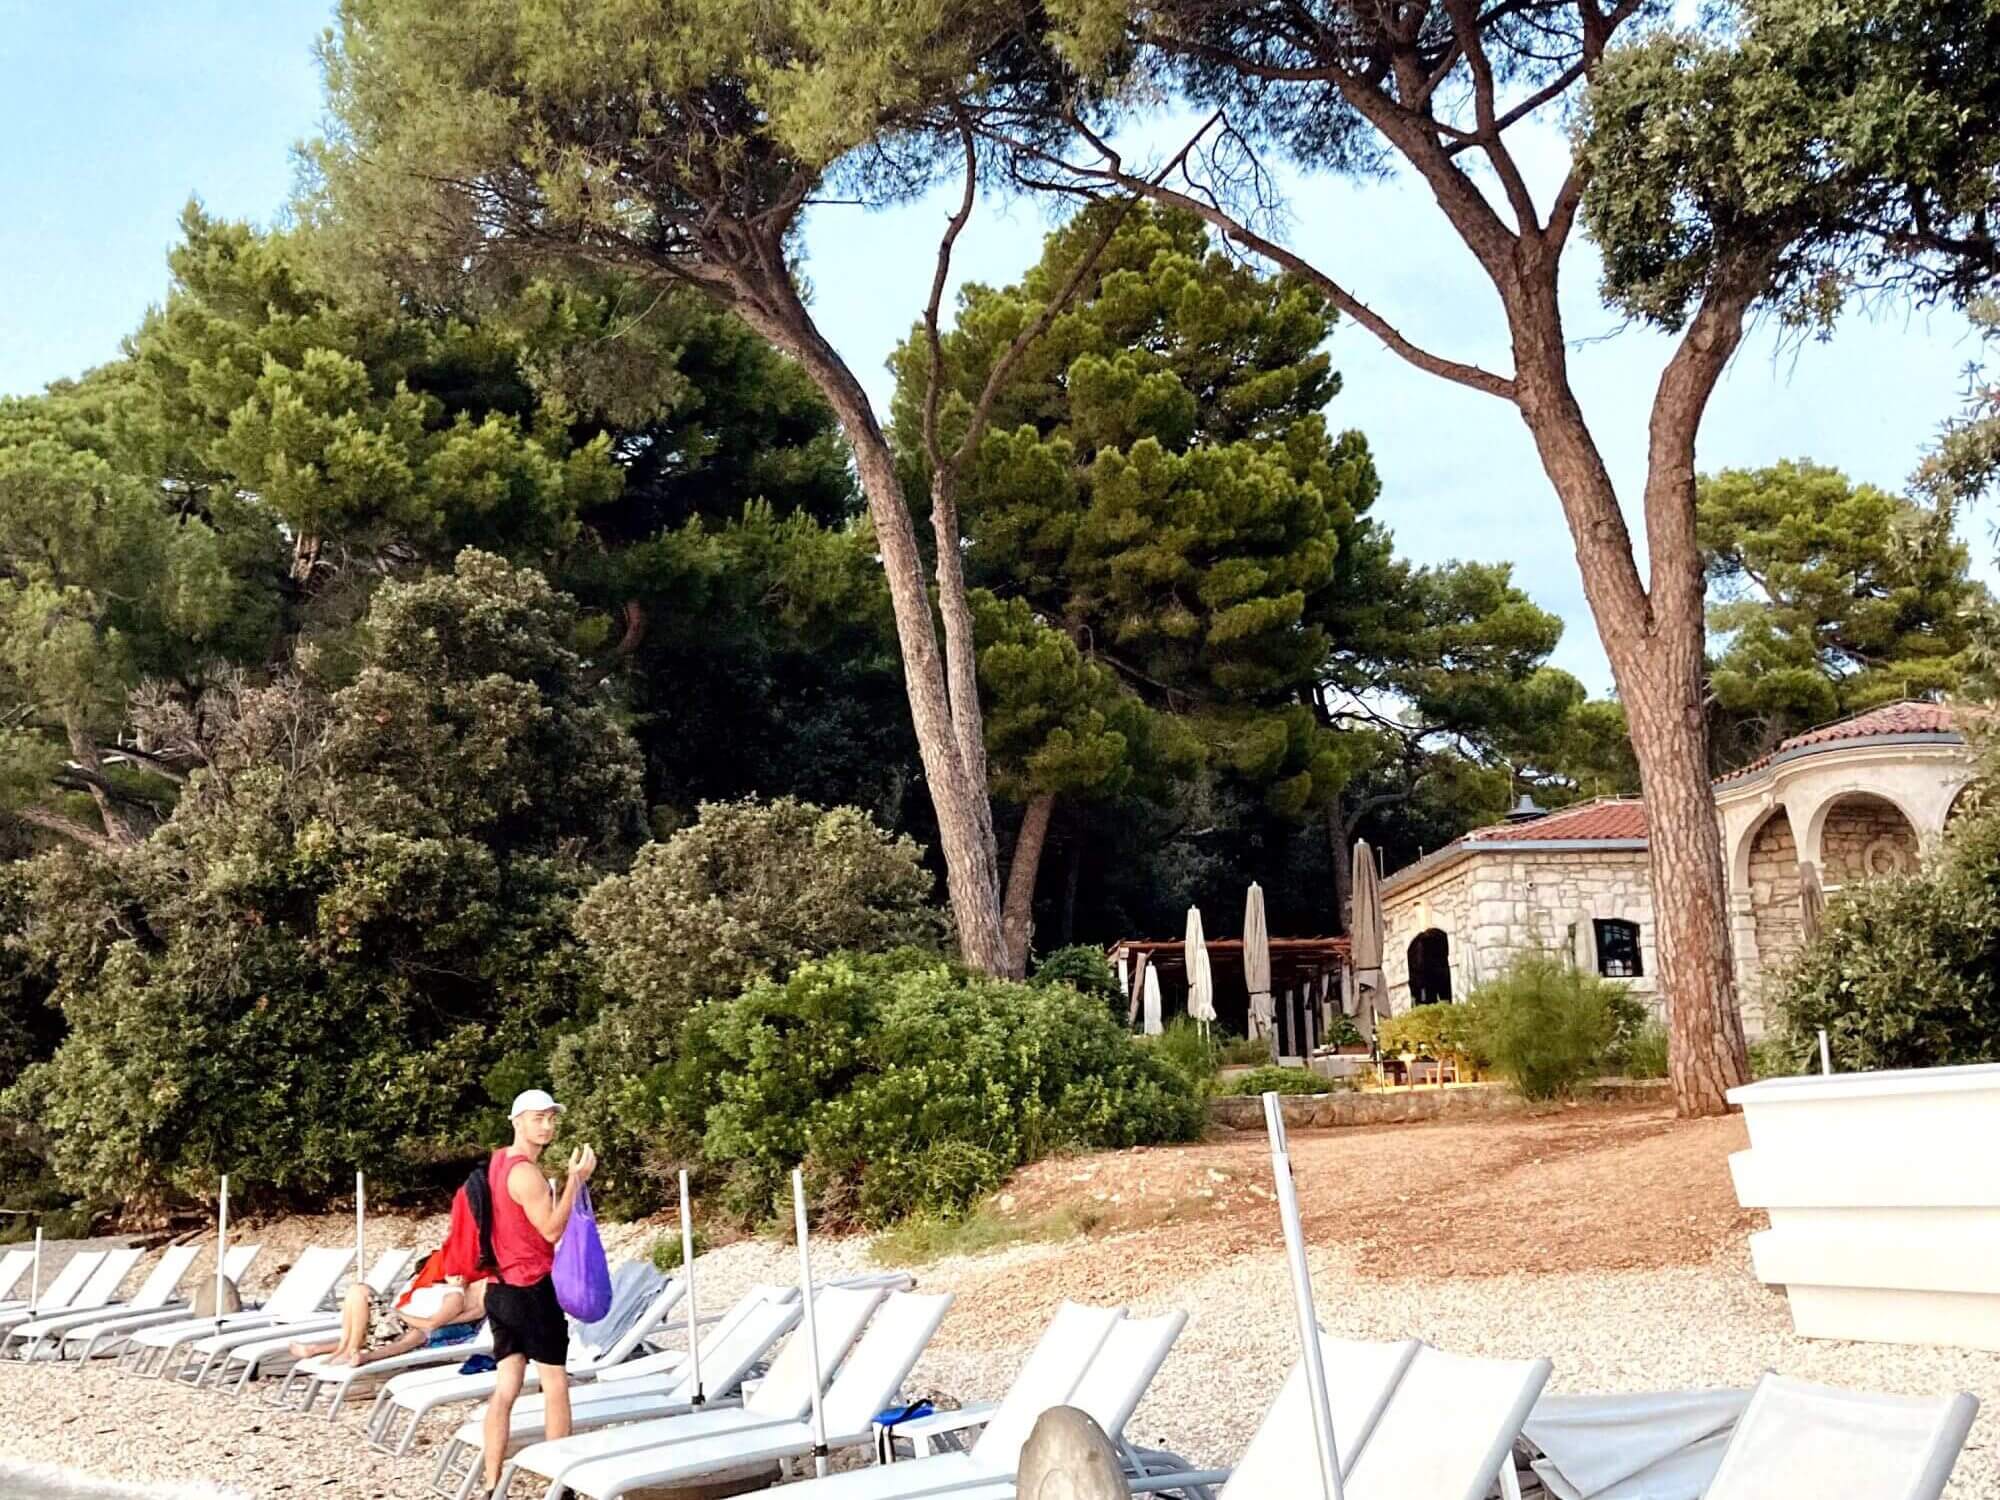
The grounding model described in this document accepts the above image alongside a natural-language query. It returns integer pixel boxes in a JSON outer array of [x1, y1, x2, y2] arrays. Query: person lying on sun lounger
[[292, 1177, 491, 1368], [288, 1274, 487, 1367]]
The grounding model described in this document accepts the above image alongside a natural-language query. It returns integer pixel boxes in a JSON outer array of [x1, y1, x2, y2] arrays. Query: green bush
[[648, 1226, 710, 1272], [1464, 952, 1622, 1100], [1216, 1034, 1275, 1066], [1219, 1066, 1332, 1096], [1377, 1003, 1486, 1068], [1774, 802, 2000, 1071], [1031, 946, 1122, 1014], [557, 798, 947, 1214], [1611, 1020, 1671, 1079], [1143, 1018, 1221, 1095], [692, 953, 1204, 1227], [1749, 1035, 1806, 1079]]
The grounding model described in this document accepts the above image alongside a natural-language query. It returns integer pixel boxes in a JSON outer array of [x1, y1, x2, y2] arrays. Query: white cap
[[509, 1088, 564, 1118]]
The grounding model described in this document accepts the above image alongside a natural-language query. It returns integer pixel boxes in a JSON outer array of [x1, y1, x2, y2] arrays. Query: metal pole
[[678, 1170, 703, 1405], [1818, 1029, 1832, 1076], [214, 1175, 229, 1327], [792, 1170, 831, 1478], [356, 1171, 366, 1284], [1264, 1092, 1344, 1500], [30, 1226, 41, 1305]]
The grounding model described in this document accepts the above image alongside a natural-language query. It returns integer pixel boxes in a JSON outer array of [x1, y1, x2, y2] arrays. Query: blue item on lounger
[[426, 1320, 481, 1350]]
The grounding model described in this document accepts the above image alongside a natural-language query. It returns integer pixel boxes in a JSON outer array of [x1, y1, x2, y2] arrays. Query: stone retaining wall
[[1208, 1078, 1671, 1130]]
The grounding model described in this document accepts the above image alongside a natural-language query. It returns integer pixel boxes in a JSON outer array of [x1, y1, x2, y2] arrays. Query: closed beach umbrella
[[1142, 963, 1164, 1036], [1186, 906, 1218, 1031], [1572, 910, 1597, 973], [1243, 884, 1275, 1045], [1799, 860, 1827, 942], [1348, 842, 1385, 1030]]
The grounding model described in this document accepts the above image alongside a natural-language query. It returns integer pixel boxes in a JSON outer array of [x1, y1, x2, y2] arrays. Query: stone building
[[1378, 702, 1975, 1035]]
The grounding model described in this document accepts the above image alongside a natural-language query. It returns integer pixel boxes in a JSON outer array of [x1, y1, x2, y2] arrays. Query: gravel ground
[[1, 1109, 1995, 1496]]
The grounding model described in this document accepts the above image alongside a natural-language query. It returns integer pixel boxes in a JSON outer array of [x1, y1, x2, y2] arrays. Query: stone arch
[[1732, 803, 1795, 891], [1406, 928, 1453, 1005], [1744, 808, 1806, 973], [1813, 791, 1921, 886]]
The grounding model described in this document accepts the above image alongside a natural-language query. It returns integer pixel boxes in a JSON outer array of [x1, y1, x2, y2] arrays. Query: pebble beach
[[1, 1110, 1995, 1496]]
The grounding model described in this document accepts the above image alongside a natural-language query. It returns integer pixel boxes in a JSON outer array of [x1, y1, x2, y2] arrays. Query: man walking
[[481, 1088, 595, 1495]]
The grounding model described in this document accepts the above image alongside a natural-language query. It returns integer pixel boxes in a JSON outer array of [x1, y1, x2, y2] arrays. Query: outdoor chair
[[434, 1282, 894, 1500], [496, 1295, 1108, 1500], [121, 1244, 357, 1378], [197, 1246, 415, 1392], [1702, 1373, 1977, 1500], [58, 1246, 263, 1362], [0, 1251, 108, 1332], [4, 1244, 200, 1360], [0, 1249, 38, 1314], [0, 1247, 141, 1339], [366, 1260, 676, 1455]]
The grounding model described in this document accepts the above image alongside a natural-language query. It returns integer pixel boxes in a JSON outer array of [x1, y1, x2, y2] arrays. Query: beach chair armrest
[[1126, 1468, 1230, 1497], [888, 1400, 1000, 1456]]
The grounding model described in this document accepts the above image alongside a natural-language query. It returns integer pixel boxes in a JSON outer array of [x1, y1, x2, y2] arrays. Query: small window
[[1595, 919, 1643, 978]]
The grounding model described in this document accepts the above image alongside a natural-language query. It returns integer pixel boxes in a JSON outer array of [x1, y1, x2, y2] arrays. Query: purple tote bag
[[553, 1183, 613, 1322]]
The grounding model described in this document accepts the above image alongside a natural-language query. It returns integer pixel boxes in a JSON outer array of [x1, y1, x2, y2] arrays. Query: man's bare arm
[[507, 1148, 596, 1245]]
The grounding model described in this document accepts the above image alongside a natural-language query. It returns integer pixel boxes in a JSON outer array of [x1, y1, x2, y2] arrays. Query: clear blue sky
[[3, 1, 1986, 693]]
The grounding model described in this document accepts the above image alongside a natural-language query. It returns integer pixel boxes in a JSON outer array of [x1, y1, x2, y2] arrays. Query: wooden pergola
[[1107, 935, 1351, 1049]]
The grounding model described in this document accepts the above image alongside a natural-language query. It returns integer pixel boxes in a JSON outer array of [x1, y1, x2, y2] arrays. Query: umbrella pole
[[1818, 1029, 1832, 1076], [29, 1225, 40, 1305], [356, 1170, 365, 1284], [214, 1175, 229, 1330], [1264, 1092, 1343, 1500], [791, 1170, 831, 1478], [679, 1170, 703, 1404]]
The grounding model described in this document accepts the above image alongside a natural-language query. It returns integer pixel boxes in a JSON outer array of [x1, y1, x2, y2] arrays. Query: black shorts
[[486, 1275, 569, 1367]]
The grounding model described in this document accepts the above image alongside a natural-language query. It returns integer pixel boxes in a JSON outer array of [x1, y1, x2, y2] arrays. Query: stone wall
[[1208, 1078, 1673, 1130], [1747, 811, 1804, 976], [1381, 848, 1658, 1014], [1821, 795, 1920, 884]]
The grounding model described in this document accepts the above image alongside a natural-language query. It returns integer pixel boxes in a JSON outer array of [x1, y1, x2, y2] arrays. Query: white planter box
[[1728, 1062, 2000, 1351]]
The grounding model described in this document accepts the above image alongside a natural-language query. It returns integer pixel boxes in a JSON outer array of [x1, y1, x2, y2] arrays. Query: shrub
[[1217, 1033, 1276, 1066], [1774, 802, 2000, 1071], [648, 1227, 710, 1272], [1749, 1035, 1805, 1079], [1144, 1018, 1221, 1095], [1464, 951, 1622, 1100], [558, 798, 947, 1213], [1377, 1003, 1485, 1068], [1611, 1020, 1671, 1079], [1219, 1066, 1333, 1097], [694, 954, 1204, 1227], [1031, 946, 1122, 1015]]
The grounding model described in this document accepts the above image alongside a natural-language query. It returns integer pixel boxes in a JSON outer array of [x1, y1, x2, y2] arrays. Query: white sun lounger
[[437, 1283, 887, 1500], [779, 1308, 1190, 1500], [431, 1282, 808, 1495], [1106, 1337, 1551, 1500], [58, 1246, 263, 1362], [1703, 1373, 1978, 1500], [0, 1249, 37, 1313], [367, 1263, 682, 1456], [0, 1248, 142, 1340], [5, 1244, 201, 1360], [507, 1298, 1123, 1500], [1525, 1386, 1750, 1500], [122, 1245, 357, 1377], [0, 1251, 107, 1331], [199, 1247, 415, 1392]]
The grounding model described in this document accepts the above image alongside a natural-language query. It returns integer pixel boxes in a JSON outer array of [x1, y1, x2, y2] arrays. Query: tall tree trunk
[[741, 301, 1009, 974], [1001, 792, 1057, 978], [1508, 271, 1756, 1116], [1326, 804, 1352, 935]]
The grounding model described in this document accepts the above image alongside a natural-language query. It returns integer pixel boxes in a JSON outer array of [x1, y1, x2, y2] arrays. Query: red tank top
[[487, 1148, 556, 1287]]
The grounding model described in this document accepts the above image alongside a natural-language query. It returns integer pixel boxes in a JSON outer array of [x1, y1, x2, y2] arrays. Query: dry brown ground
[[964, 1104, 1759, 1323]]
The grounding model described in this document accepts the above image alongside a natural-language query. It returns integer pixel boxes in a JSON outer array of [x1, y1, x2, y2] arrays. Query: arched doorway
[[1746, 808, 1805, 968], [1407, 928, 1453, 1005], [1817, 793, 1920, 886]]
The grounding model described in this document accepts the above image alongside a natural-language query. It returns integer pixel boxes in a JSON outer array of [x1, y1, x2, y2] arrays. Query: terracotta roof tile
[[1464, 799, 1649, 843], [1718, 700, 1960, 782]]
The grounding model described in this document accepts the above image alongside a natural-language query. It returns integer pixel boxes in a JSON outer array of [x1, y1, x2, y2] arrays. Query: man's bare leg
[[350, 1326, 427, 1368], [483, 1353, 528, 1491], [540, 1363, 573, 1440]]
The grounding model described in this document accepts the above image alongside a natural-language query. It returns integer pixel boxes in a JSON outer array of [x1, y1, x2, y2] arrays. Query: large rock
[[1016, 1407, 1129, 1499], [191, 1274, 242, 1315]]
